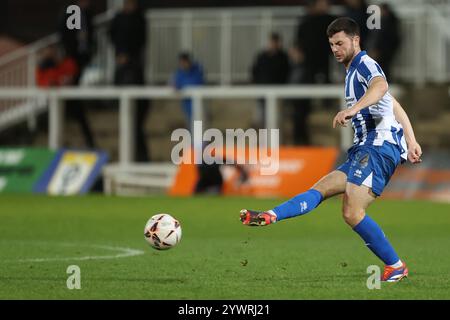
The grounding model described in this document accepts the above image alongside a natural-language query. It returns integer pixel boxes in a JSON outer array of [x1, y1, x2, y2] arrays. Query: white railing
[[0, 85, 403, 163], [103, 162, 178, 196], [0, 34, 59, 87], [0, 34, 60, 130], [1, 3, 449, 90], [0, 10, 116, 131], [146, 6, 346, 85], [0, 10, 115, 87], [147, 4, 450, 85]]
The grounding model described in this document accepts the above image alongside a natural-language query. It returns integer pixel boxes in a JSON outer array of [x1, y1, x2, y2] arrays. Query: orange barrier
[[383, 166, 450, 203], [169, 147, 339, 197]]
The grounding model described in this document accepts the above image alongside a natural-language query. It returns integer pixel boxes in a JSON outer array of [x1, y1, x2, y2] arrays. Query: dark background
[[0, 0, 346, 43], [0, 0, 107, 42]]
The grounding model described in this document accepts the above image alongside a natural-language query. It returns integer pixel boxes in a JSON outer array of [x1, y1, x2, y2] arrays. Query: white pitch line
[[2, 242, 145, 263]]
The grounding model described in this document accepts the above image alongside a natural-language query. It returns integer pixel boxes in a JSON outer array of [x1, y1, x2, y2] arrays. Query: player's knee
[[342, 202, 365, 227]]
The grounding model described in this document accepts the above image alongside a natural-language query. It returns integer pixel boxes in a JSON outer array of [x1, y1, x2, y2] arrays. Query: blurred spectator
[[172, 52, 205, 130], [194, 162, 224, 194], [251, 32, 290, 127], [36, 45, 95, 148], [58, 0, 94, 84], [366, 3, 401, 80], [110, 0, 146, 85], [58, 0, 96, 149], [194, 144, 249, 194], [36, 46, 78, 87], [110, 0, 150, 162], [344, 0, 369, 48], [251, 32, 290, 85], [287, 45, 311, 145], [195, 162, 249, 194], [287, 46, 306, 86], [295, 0, 336, 84]]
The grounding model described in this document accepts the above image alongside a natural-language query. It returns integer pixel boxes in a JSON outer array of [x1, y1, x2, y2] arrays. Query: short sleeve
[[357, 59, 385, 86]]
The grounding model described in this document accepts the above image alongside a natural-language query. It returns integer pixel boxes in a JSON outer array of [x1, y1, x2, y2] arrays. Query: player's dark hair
[[326, 17, 360, 38]]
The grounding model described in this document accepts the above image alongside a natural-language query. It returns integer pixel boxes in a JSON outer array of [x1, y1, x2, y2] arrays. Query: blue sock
[[353, 215, 400, 265], [272, 189, 323, 221]]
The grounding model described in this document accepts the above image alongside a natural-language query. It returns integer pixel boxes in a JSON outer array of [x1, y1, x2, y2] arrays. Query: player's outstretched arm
[[333, 76, 388, 128], [392, 97, 422, 164]]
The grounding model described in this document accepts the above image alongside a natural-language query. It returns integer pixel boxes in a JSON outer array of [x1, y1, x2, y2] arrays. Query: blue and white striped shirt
[[344, 50, 407, 162]]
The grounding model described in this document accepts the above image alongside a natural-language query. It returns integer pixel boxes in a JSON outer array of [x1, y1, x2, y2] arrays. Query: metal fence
[[0, 2, 447, 133], [1, 3, 449, 89], [146, 7, 343, 85], [146, 4, 450, 85], [0, 85, 403, 163], [0, 12, 113, 132], [0, 85, 350, 163]]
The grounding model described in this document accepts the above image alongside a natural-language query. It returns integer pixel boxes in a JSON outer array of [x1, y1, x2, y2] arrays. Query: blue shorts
[[336, 142, 401, 196]]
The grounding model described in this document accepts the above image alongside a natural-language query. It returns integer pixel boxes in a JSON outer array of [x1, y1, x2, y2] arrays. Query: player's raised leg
[[240, 170, 347, 226], [343, 182, 408, 282]]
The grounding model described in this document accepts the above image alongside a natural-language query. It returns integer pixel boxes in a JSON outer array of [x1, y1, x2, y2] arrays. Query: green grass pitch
[[1, 194, 449, 299]]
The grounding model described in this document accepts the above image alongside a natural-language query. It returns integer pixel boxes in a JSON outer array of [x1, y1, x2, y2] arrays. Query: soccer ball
[[144, 214, 182, 250]]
